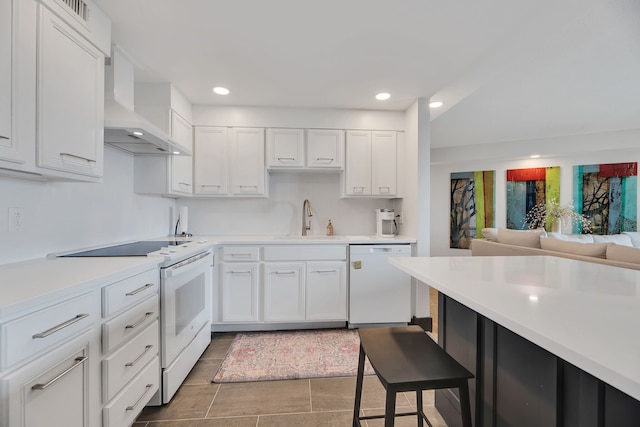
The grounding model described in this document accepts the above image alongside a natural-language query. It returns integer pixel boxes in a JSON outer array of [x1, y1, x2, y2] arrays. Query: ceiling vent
[[60, 0, 89, 22]]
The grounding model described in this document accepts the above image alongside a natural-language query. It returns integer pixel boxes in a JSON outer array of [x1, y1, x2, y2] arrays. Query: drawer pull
[[230, 253, 252, 257], [274, 271, 296, 275], [178, 182, 191, 186], [126, 384, 154, 411], [229, 270, 252, 274], [60, 152, 96, 164], [316, 157, 335, 161], [32, 313, 89, 339], [125, 312, 154, 330], [31, 356, 88, 390], [0, 135, 9, 140], [314, 269, 338, 273], [125, 283, 155, 296], [125, 345, 154, 367], [277, 157, 296, 161]]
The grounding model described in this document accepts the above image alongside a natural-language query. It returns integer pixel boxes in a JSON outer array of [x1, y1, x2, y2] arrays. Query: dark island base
[[436, 293, 640, 427]]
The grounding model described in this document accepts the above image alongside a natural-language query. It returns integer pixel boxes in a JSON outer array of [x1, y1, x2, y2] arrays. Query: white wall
[[430, 129, 640, 256], [0, 146, 175, 264], [186, 105, 405, 236]]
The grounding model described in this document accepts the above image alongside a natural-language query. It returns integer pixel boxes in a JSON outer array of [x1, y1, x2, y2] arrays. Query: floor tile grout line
[[308, 378, 313, 413]]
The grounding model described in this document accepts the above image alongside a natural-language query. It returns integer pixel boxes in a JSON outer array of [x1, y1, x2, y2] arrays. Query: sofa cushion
[[622, 232, 640, 248], [497, 228, 546, 248], [592, 234, 633, 247], [606, 244, 640, 264], [547, 232, 594, 243], [540, 237, 610, 259], [481, 228, 498, 242]]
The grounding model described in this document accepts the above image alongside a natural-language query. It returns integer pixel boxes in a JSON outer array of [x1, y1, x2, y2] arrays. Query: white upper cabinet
[[36, 6, 104, 178], [169, 112, 193, 194], [345, 130, 372, 195], [0, 0, 20, 165], [306, 129, 344, 169], [344, 130, 398, 197], [229, 127, 266, 196], [194, 127, 228, 195], [266, 128, 304, 168]]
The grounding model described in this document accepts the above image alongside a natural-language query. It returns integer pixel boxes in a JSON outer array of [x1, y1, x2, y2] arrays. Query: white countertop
[[0, 235, 415, 319], [389, 255, 640, 401]]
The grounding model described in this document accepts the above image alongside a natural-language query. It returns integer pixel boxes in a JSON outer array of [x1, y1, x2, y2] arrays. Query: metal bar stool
[[353, 325, 474, 427]]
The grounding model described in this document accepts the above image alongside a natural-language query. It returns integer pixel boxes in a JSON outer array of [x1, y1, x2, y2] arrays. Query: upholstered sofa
[[471, 228, 640, 271]]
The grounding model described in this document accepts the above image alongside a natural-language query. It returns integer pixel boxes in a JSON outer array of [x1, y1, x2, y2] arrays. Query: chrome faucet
[[302, 199, 313, 236]]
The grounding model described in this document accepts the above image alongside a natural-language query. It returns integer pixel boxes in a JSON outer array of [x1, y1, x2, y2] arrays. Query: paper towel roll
[[178, 206, 188, 234]]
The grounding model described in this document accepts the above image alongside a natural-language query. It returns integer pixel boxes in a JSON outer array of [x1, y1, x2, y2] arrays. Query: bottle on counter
[[326, 219, 334, 236]]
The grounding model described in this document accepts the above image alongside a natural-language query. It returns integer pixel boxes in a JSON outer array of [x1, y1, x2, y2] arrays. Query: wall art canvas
[[573, 162, 637, 234], [450, 170, 495, 249], [506, 166, 560, 230]]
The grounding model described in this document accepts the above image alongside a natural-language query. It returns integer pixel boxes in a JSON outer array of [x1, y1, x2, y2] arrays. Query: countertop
[[389, 255, 640, 401], [0, 235, 415, 319]]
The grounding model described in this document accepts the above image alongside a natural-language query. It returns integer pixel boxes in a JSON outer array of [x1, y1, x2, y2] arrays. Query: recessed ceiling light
[[132, 131, 144, 136], [375, 92, 391, 101], [530, 154, 540, 159], [429, 101, 443, 108], [172, 151, 181, 155], [213, 86, 230, 95]]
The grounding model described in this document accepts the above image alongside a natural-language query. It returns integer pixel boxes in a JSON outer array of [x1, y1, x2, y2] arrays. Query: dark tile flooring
[[133, 329, 448, 427]]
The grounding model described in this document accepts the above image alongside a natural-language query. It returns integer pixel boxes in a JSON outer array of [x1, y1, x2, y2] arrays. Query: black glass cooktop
[[61, 241, 191, 257]]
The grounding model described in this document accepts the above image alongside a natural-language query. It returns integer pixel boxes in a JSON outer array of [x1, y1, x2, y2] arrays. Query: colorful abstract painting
[[506, 166, 560, 230], [450, 170, 495, 249], [573, 162, 637, 234]]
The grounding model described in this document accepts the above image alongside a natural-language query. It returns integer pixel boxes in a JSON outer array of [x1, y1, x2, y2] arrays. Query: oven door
[[160, 250, 212, 367]]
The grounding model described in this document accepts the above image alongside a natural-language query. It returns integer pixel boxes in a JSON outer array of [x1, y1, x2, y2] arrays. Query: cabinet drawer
[[222, 246, 260, 261], [103, 357, 160, 427], [102, 295, 159, 354], [102, 269, 159, 317], [263, 245, 346, 261], [103, 321, 159, 402], [0, 291, 97, 371]]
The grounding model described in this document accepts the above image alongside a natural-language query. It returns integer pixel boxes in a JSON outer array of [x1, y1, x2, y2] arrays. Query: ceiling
[[95, 0, 640, 148]]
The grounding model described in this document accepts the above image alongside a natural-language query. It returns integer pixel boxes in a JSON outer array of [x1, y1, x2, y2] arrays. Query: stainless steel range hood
[[103, 46, 185, 155], [104, 101, 180, 154]]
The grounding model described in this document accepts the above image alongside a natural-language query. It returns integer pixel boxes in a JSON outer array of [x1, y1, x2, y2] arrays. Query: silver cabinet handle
[[316, 157, 335, 161], [239, 186, 258, 191], [32, 356, 88, 390], [229, 270, 252, 274], [277, 157, 296, 161], [230, 253, 252, 257], [126, 384, 154, 411], [178, 182, 191, 186], [125, 312, 154, 329], [32, 313, 89, 339], [313, 269, 338, 273], [378, 186, 391, 193], [125, 345, 153, 367], [0, 135, 9, 140], [125, 283, 155, 296], [352, 186, 365, 193], [60, 152, 96, 164], [201, 184, 221, 188], [274, 271, 296, 275]]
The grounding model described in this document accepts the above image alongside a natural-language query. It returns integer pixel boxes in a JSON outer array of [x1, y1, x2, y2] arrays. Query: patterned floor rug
[[212, 328, 375, 383]]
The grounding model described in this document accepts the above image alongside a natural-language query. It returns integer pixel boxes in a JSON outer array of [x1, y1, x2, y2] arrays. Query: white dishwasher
[[348, 244, 411, 327]]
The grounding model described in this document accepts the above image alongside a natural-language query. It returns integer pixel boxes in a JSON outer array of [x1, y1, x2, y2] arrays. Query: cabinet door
[[169, 112, 193, 194], [307, 129, 344, 169], [263, 262, 305, 322], [371, 131, 397, 196], [306, 261, 347, 321], [1, 331, 93, 427], [194, 127, 228, 195], [0, 0, 20, 164], [170, 110, 193, 154], [345, 130, 371, 195], [36, 6, 104, 177], [229, 128, 265, 195], [221, 263, 259, 322], [266, 128, 304, 168]]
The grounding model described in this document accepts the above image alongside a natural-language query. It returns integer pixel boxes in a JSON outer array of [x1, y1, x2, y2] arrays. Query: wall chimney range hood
[[103, 47, 187, 155]]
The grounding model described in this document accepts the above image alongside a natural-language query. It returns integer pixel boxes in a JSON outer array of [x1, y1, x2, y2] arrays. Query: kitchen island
[[390, 255, 640, 427]]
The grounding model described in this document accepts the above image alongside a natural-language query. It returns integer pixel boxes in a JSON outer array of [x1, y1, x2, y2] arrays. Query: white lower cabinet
[[263, 262, 305, 322], [215, 245, 347, 328], [306, 261, 347, 321]]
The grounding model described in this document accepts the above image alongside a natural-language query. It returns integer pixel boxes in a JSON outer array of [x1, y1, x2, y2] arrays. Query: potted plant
[[523, 198, 592, 233]]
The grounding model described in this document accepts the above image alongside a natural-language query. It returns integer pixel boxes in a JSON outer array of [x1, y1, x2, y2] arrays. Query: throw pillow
[[547, 232, 594, 243], [592, 234, 633, 247], [481, 228, 498, 242], [540, 238, 610, 259], [622, 232, 640, 248], [606, 244, 640, 264], [497, 228, 546, 248]]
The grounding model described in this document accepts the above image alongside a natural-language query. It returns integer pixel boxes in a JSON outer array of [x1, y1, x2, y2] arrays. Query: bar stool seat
[[353, 325, 474, 427]]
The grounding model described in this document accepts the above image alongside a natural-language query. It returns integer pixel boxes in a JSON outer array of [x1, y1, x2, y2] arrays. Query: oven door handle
[[162, 251, 212, 279]]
